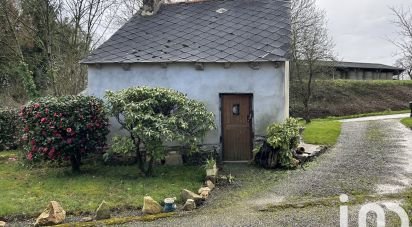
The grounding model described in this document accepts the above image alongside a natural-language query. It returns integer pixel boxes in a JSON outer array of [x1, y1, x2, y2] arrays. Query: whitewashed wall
[[87, 62, 288, 145]]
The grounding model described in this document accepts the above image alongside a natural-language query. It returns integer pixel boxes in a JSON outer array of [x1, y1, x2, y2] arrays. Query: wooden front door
[[221, 94, 253, 161]]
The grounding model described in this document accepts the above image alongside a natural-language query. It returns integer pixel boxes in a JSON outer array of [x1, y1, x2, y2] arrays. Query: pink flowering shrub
[[19, 96, 109, 172]]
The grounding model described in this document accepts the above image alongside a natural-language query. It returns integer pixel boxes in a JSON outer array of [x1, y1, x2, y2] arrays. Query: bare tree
[[113, 0, 142, 26], [46, 0, 116, 95], [396, 57, 412, 79], [63, 0, 115, 51], [391, 6, 412, 80], [0, 0, 121, 105], [290, 0, 335, 122]]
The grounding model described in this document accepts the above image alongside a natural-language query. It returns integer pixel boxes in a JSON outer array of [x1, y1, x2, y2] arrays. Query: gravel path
[[130, 119, 412, 227]]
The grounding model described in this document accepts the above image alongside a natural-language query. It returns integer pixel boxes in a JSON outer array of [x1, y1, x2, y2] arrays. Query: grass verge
[[302, 120, 342, 145], [260, 192, 407, 212], [55, 213, 175, 226], [300, 109, 408, 146], [401, 117, 412, 129], [0, 151, 203, 219], [324, 109, 410, 121]]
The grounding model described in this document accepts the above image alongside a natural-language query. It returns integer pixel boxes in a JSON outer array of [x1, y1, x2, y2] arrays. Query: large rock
[[198, 187, 211, 194], [35, 201, 66, 226], [200, 191, 210, 200], [206, 180, 215, 191], [198, 187, 211, 200], [182, 199, 196, 211], [181, 189, 202, 205], [0, 221, 6, 227], [142, 196, 162, 215], [95, 200, 111, 220]]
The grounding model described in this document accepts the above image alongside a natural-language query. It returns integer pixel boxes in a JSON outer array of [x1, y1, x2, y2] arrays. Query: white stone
[[181, 189, 202, 205], [206, 180, 215, 190], [182, 199, 196, 211]]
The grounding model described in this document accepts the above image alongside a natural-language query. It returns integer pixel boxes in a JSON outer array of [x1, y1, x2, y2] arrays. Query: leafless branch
[[290, 0, 335, 122], [390, 6, 412, 80]]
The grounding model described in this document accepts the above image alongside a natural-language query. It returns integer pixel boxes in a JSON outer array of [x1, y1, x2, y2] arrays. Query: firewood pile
[[254, 141, 280, 169], [254, 141, 327, 169]]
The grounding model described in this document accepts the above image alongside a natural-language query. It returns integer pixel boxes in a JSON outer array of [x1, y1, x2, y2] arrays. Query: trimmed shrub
[[105, 86, 216, 176], [0, 108, 20, 150], [19, 96, 109, 172], [254, 118, 300, 168]]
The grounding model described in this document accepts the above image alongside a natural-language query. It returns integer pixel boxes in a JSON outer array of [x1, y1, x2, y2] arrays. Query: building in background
[[323, 61, 405, 80]]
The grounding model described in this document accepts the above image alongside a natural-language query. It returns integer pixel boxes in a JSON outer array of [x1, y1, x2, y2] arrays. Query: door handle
[[247, 112, 253, 122]]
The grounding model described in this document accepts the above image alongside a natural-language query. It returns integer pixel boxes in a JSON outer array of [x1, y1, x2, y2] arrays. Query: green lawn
[[302, 120, 342, 145], [401, 117, 412, 129], [0, 151, 203, 218], [300, 110, 409, 146]]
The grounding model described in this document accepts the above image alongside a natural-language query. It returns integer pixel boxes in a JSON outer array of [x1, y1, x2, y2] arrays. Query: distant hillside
[[290, 80, 412, 119]]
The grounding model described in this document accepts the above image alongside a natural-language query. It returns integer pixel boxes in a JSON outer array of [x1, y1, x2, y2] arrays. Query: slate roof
[[330, 61, 404, 72], [81, 0, 291, 64]]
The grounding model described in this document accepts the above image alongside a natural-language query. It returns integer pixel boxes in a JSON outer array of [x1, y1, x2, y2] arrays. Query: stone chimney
[[141, 0, 163, 16]]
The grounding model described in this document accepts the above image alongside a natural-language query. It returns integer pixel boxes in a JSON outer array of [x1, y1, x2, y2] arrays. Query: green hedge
[[0, 108, 20, 151]]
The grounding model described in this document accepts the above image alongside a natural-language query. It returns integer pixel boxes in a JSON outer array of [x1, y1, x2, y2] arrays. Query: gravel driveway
[[132, 118, 412, 227]]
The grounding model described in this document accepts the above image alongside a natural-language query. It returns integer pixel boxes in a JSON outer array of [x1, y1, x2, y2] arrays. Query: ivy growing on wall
[[17, 61, 39, 99]]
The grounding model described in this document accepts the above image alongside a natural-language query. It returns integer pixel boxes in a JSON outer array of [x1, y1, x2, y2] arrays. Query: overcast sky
[[317, 0, 411, 65]]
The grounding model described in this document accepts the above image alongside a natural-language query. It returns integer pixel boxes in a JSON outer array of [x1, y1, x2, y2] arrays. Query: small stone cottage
[[81, 0, 291, 162]]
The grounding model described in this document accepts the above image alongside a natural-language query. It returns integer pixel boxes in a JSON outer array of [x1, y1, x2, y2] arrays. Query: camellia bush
[[19, 96, 109, 172], [105, 87, 216, 176], [0, 108, 20, 151]]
